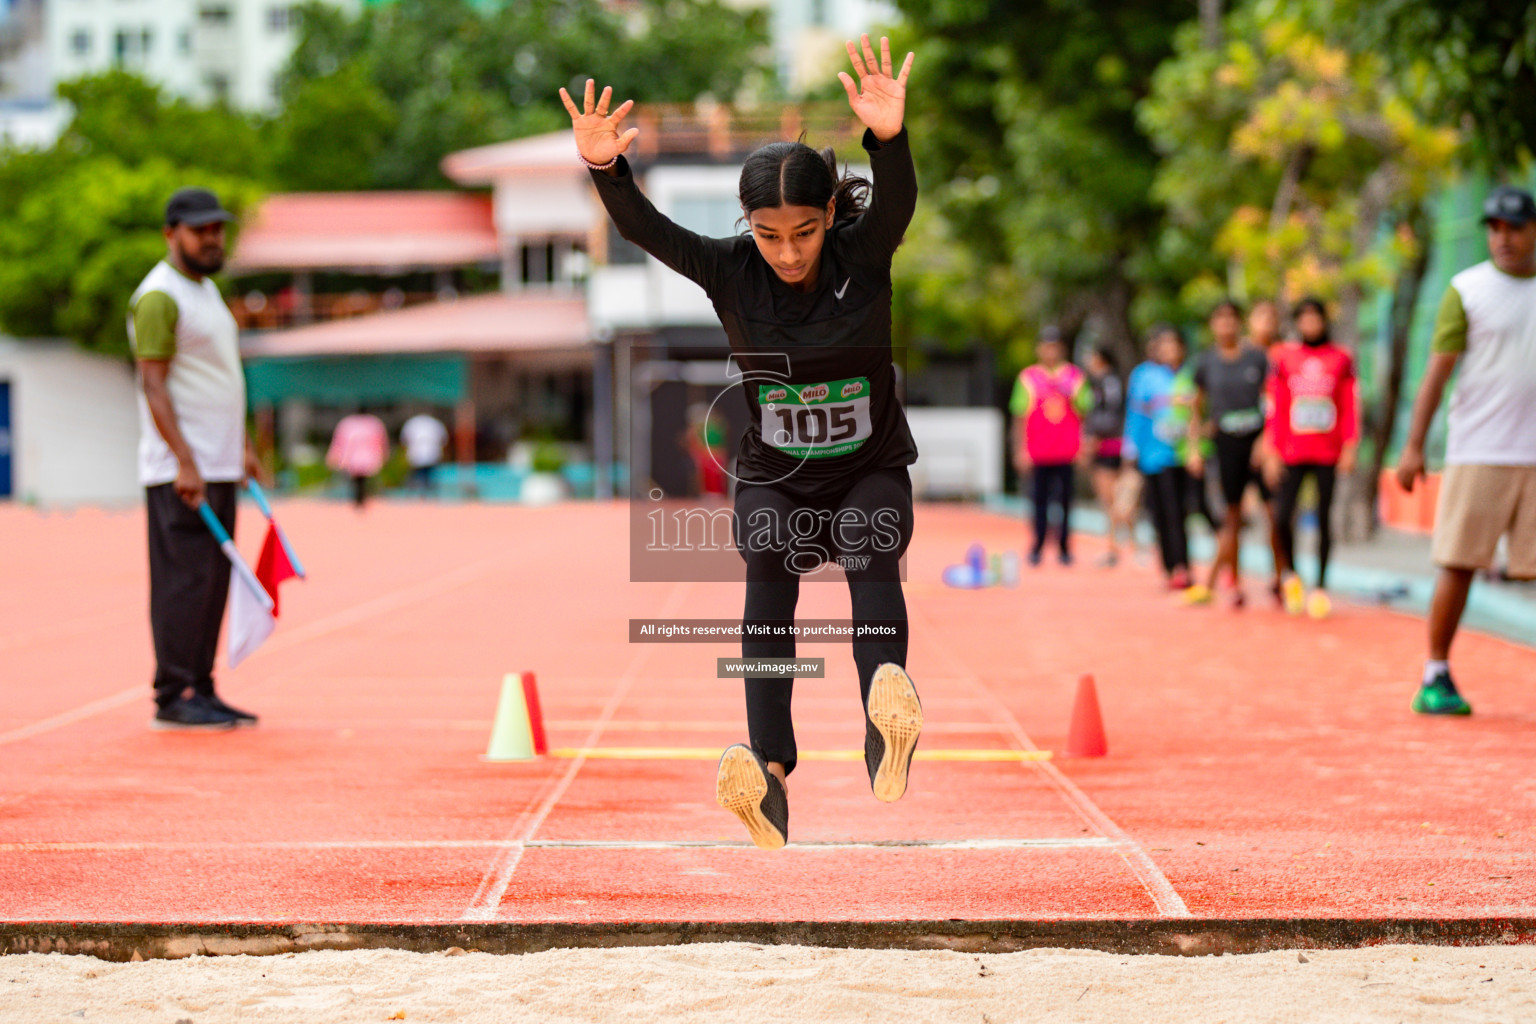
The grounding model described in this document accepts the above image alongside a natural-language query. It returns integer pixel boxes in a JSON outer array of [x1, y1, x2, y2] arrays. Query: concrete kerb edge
[[3, 918, 1535, 961]]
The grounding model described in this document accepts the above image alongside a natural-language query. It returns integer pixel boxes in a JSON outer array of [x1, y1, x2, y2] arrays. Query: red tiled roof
[[441, 131, 585, 185], [239, 292, 590, 357], [229, 192, 499, 273]]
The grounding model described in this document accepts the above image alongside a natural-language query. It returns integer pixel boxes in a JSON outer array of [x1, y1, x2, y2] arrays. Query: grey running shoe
[[715, 744, 788, 849], [864, 663, 924, 802]]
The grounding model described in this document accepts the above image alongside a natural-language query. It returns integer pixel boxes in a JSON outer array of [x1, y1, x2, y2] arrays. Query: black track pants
[[1143, 466, 1190, 575], [733, 468, 914, 775], [1030, 462, 1074, 558], [1274, 462, 1338, 588], [146, 482, 237, 708]]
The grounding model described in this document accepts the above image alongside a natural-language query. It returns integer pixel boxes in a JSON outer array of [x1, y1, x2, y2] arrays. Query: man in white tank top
[[1397, 185, 1536, 716], [129, 188, 263, 730]]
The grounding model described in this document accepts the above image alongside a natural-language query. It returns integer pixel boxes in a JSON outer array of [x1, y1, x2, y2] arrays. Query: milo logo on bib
[[759, 376, 873, 459]]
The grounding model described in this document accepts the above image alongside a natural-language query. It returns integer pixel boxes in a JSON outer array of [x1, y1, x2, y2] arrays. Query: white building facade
[[0, 337, 140, 505], [43, 0, 357, 110], [28, 0, 897, 120], [1, 0, 48, 100], [769, 0, 898, 97]]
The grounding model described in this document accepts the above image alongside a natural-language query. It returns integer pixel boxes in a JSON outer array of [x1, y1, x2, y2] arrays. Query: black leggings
[[734, 468, 914, 775], [1030, 463, 1074, 557], [1274, 462, 1337, 589], [1143, 466, 1190, 575]]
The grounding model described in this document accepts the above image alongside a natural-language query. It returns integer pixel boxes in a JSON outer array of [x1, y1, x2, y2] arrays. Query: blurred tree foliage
[[268, 63, 396, 191], [1140, 4, 1458, 339], [0, 74, 263, 357], [0, 0, 769, 354], [888, 0, 1188, 371], [280, 0, 773, 188], [1346, 0, 1536, 171], [55, 73, 268, 175]]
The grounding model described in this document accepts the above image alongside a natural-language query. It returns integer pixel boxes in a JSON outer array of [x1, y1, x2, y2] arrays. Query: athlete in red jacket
[[1264, 298, 1358, 618]]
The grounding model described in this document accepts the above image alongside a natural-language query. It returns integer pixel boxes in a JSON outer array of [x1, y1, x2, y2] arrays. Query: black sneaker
[[152, 693, 239, 731], [715, 744, 788, 850], [204, 693, 259, 727], [864, 663, 924, 802]]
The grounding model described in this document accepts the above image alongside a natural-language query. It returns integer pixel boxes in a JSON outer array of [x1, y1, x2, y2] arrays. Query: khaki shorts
[[1431, 463, 1536, 578]]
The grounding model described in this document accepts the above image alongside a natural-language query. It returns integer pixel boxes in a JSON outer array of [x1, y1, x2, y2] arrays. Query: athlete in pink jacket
[[1011, 326, 1090, 565]]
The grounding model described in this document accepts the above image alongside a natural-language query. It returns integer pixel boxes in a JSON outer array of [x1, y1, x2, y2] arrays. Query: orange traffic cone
[[1064, 674, 1107, 757]]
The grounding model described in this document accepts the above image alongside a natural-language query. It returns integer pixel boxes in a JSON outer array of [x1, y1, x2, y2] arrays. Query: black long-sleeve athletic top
[[590, 127, 919, 501]]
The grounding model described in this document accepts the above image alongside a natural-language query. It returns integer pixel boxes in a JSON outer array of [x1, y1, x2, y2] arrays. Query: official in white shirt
[[130, 187, 263, 730]]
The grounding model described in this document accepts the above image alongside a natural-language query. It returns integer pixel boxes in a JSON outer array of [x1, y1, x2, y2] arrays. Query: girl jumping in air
[[561, 36, 922, 849]]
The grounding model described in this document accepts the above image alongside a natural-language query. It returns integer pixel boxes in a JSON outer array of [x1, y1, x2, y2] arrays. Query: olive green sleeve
[[1009, 374, 1032, 417], [131, 290, 179, 360], [1429, 285, 1467, 356], [1073, 377, 1093, 415]]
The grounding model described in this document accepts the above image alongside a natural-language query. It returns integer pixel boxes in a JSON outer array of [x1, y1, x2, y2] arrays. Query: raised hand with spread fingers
[[558, 79, 639, 173], [837, 34, 914, 143]]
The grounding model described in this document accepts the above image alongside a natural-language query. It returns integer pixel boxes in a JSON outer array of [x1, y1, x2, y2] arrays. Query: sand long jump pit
[[4, 942, 1536, 1022]]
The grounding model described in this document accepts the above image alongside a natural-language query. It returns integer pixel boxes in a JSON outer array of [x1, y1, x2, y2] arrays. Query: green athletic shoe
[[1411, 672, 1472, 716]]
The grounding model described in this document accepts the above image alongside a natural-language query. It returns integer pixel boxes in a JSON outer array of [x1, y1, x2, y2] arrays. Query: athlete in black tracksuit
[[565, 37, 924, 849]]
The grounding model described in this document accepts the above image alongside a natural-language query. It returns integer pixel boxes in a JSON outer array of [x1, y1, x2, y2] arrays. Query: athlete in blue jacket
[[1124, 326, 1191, 587]]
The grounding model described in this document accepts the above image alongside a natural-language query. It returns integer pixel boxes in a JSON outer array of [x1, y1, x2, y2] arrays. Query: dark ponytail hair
[[738, 140, 869, 226]]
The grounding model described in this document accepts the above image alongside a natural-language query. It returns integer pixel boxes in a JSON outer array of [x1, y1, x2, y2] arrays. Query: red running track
[[0, 500, 1532, 924]]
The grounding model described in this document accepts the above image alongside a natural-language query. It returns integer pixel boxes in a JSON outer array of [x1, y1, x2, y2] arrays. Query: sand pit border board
[[3, 918, 1535, 961]]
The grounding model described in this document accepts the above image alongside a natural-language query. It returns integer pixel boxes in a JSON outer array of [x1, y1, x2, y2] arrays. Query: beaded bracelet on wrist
[[581, 153, 619, 172]]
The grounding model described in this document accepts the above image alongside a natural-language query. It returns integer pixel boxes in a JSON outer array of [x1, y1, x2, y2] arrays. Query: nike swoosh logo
[[835, 278, 850, 299]]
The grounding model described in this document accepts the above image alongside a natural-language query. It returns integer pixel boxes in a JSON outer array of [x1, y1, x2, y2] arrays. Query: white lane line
[[0, 688, 143, 749], [459, 582, 692, 922], [905, 602, 1192, 919], [0, 607, 135, 654], [0, 559, 507, 751], [0, 840, 522, 852], [527, 837, 1117, 851], [0, 837, 1116, 853], [257, 558, 504, 655]]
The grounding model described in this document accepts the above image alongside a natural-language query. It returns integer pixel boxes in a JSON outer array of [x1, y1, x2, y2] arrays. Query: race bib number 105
[[759, 377, 873, 459]]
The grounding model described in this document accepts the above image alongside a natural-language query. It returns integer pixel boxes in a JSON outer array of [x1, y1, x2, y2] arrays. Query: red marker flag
[[255, 521, 299, 616]]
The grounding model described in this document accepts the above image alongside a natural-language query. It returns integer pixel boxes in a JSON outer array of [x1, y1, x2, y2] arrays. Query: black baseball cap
[[1480, 185, 1536, 227], [1039, 324, 1063, 343], [164, 187, 235, 228]]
